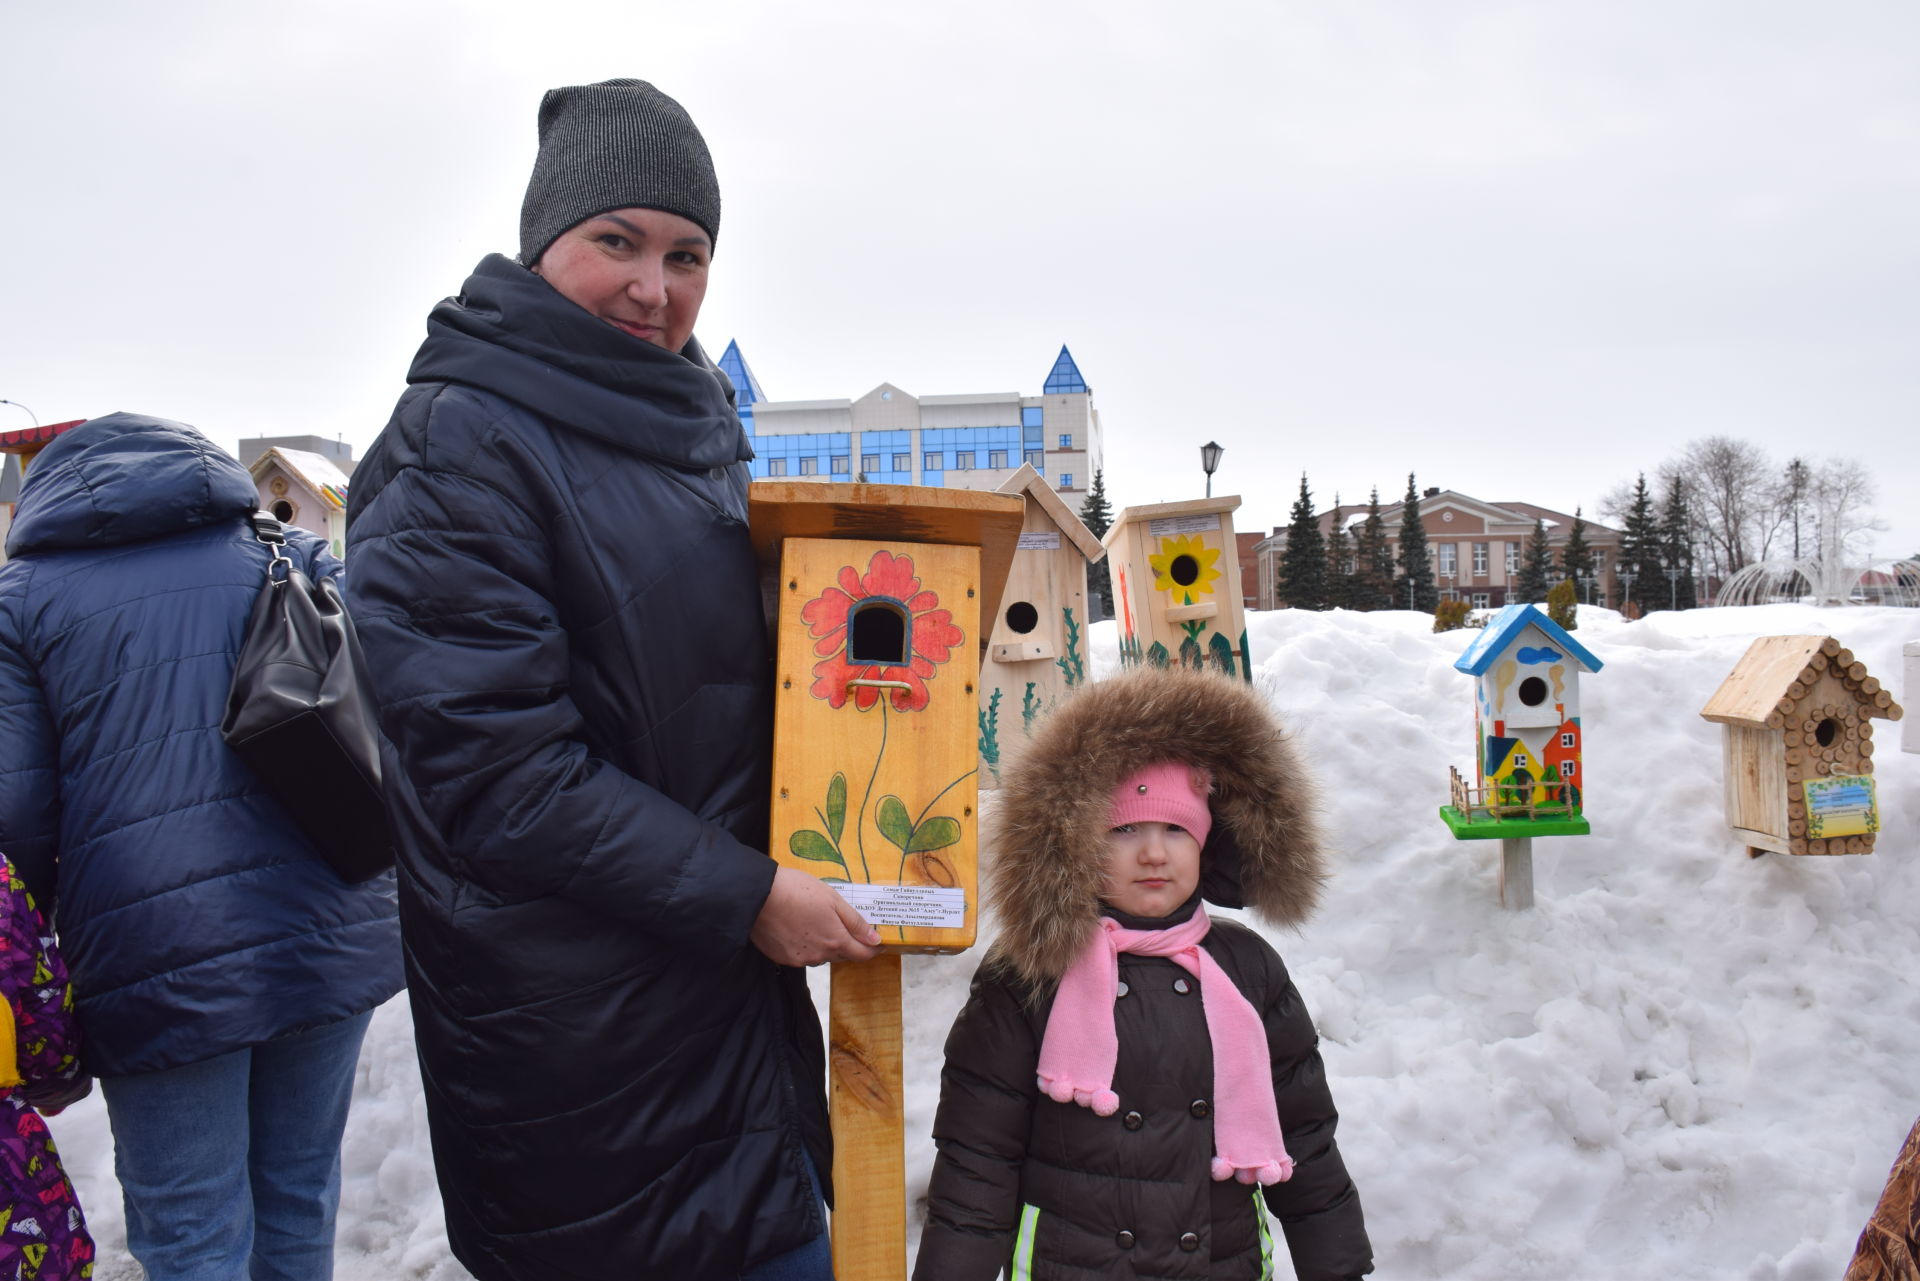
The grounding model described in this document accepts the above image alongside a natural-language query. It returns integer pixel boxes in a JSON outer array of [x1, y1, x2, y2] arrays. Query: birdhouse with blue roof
[[1442, 603, 1603, 840]]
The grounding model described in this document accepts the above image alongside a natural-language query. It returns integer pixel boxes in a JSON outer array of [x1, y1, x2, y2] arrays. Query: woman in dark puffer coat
[[916, 668, 1372, 1281], [346, 79, 877, 1281], [0, 413, 402, 1280]]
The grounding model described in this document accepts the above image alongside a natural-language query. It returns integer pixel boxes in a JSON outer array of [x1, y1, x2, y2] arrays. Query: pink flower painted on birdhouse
[[802, 549, 965, 712]]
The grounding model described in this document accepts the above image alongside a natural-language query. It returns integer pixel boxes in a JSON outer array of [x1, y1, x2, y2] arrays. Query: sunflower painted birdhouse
[[1103, 495, 1249, 679], [1699, 635, 1904, 857], [976, 465, 1106, 788], [749, 482, 1024, 953]]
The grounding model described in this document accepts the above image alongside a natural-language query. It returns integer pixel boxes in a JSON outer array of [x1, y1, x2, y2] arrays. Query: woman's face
[[1101, 821, 1202, 919], [533, 207, 711, 353]]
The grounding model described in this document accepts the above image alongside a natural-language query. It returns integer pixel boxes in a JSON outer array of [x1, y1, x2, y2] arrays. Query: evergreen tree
[[1517, 518, 1556, 603], [1659, 474, 1699, 610], [1396, 473, 1437, 611], [1277, 473, 1327, 610], [1561, 507, 1595, 601], [1077, 469, 1114, 617], [1323, 494, 1353, 610], [1618, 473, 1664, 613], [1351, 487, 1394, 611]]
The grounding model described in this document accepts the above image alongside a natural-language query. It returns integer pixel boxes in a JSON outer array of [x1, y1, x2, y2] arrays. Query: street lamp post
[[1199, 441, 1224, 498], [1577, 572, 1595, 605], [1618, 571, 1636, 611], [0, 400, 38, 428], [1665, 566, 1683, 610]]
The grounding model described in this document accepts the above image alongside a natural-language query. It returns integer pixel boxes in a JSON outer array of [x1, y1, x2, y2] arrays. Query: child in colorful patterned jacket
[[0, 855, 94, 1280]]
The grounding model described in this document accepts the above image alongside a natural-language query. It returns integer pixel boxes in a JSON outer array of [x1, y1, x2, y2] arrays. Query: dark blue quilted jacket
[[0, 413, 402, 1077], [346, 255, 829, 1281]]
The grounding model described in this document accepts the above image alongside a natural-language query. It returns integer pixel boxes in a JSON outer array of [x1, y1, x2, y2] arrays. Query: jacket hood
[[6, 413, 259, 557], [988, 667, 1327, 988], [407, 254, 753, 472]]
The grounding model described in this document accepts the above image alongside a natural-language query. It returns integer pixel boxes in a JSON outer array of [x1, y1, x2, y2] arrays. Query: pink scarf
[[1035, 905, 1294, 1185]]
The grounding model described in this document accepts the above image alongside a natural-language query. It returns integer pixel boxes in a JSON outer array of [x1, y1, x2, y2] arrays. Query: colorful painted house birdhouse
[[1699, 635, 1904, 857], [1103, 495, 1249, 679], [976, 464, 1106, 787], [1441, 603, 1603, 839], [750, 481, 1024, 953]]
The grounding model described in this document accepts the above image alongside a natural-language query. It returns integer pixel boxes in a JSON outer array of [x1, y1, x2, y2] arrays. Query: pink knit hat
[[1108, 762, 1213, 845]]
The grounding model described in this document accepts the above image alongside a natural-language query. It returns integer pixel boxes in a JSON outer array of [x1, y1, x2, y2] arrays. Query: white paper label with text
[[1018, 532, 1061, 551], [832, 883, 967, 929], [1148, 514, 1217, 538]]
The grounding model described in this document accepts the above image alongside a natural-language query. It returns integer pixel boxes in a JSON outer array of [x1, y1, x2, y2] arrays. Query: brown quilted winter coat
[[914, 668, 1372, 1281]]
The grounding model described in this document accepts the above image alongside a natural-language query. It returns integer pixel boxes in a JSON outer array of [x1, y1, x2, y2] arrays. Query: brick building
[[1253, 488, 1623, 611]]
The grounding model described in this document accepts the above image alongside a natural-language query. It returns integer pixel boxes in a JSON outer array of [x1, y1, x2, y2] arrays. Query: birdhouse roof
[[1454, 603, 1602, 676], [1700, 634, 1904, 728], [1101, 494, 1241, 549], [996, 464, 1106, 562], [250, 447, 350, 511]]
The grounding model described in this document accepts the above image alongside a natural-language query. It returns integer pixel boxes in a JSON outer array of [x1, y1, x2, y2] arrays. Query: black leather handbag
[[221, 514, 395, 882]]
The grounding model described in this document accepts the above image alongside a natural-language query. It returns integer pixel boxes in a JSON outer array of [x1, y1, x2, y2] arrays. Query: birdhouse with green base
[[1102, 495, 1249, 680], [1439, 602, 1603, 908], [976, 464, 1106, 787]]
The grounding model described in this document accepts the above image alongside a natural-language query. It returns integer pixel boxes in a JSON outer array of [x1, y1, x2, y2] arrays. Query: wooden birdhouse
[[976, 464, 1105, 787], [1905, 641, 1918, 755], [1699, 635, 1904, 857], [1440, 603, 1603, 909], [749, 480, 1023, 1280], [1442, 603, 1604, 838], [1103, 495, 1249, 679]]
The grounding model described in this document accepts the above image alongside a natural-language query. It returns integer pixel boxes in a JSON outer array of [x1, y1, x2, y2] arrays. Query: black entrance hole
[[848, 600, 909, 666], [1005, 601, 1039, 634]]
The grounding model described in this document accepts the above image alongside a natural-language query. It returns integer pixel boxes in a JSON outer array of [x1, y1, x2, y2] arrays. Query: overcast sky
[[6, 0, 1916, 558]]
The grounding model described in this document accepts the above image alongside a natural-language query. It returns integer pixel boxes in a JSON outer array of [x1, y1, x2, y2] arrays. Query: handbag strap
[[247, 511, 295, 583]]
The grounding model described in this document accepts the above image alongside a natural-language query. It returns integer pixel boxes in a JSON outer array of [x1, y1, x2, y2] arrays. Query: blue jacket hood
[[6, 413, 258, 557]]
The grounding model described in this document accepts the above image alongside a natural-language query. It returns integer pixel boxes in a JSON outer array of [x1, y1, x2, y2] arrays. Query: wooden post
[[829, 955, 906, 1281], [1499, 837, 1534, 910]]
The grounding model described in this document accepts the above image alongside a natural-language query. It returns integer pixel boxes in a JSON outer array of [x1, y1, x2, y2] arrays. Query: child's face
[[1101, 821, 1202, 918]]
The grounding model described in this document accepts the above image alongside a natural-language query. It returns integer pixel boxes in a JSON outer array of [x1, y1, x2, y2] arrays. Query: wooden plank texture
[[771, 537, 981, 953], [830, 955, 906, 1281]]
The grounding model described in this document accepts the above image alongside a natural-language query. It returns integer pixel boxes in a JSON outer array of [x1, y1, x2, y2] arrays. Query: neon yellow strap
[[1011, 1203, 1040, 1281], [1253, 1189, 1275, 1280]]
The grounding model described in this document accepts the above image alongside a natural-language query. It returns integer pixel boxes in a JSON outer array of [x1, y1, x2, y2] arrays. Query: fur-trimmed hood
[[987, 667, 1327, 988]]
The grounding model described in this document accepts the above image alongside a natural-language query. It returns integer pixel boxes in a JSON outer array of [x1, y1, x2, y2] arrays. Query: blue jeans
[[740, 1150, 832, 1281], [101, 1010, 373, 1281]]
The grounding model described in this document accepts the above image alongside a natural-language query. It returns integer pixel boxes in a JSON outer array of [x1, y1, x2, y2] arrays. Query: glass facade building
[[715, 341, 1103, 501]]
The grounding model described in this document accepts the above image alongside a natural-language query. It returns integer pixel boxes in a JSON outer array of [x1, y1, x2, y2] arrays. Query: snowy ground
[[56, 604, 1920, 1280]]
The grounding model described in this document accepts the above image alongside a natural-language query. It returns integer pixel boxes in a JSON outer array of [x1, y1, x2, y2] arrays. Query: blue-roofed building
[[720, 342, 1103, 501]]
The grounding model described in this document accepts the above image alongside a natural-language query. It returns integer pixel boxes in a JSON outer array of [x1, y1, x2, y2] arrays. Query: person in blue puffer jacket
[[0, 412, 403, 1281]]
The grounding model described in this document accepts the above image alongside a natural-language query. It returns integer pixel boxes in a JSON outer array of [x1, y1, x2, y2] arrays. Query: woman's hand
[[750, 867, 883, 967]]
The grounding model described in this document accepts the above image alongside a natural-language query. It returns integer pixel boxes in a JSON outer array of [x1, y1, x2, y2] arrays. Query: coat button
[[1179, 1231, 1199, 1251], [1116, 980, 1129, 998], [1173, 977, 1192, 995], [1122, 1110, 1143, 1131], [1189, 1099, 1210, 1119], [1116, 1230, 1135, 1249]]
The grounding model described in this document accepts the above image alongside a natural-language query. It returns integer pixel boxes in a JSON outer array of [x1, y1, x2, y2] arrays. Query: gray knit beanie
[[518, 78, 721, 266]]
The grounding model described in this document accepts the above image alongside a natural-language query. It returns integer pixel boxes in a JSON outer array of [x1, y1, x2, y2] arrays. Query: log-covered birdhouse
[[749, 481, 1024, 952], [1699, 635, 1904, 857], [1103, 495, 1249, 680], [1440, 603, 1603, 840], [976, 464, 1106, 787]]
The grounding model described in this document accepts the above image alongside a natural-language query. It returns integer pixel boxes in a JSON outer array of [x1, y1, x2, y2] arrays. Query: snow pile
[[58, 604, 1920, 1280]]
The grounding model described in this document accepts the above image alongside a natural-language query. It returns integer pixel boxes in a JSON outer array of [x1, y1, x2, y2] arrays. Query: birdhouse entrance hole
[[1815, 717, 1840, 748], [848, 598, 911, 666], [1167, 554, 1202, 588], [270, 499, 295, 522], [1518, 676, 1549, 707], [1004, 601, 1039, 635]]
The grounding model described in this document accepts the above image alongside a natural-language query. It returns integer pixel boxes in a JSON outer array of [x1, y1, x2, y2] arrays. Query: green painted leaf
[[788, 830, 845, 865], [876, 795, 914, 851], [906, 816, 962, 853], [826, 773, 847, 843]]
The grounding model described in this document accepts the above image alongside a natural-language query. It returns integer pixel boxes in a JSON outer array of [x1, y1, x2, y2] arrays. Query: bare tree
[[1677, 436, 1772, 578], [1809, 457, 1887, 563]]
